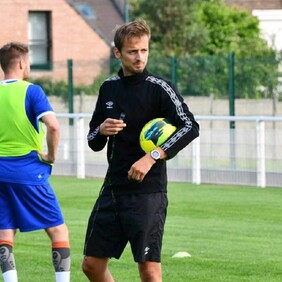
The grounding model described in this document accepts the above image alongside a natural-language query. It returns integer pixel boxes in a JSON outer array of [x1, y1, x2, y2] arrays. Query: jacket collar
[[118, 68, 149, 85]]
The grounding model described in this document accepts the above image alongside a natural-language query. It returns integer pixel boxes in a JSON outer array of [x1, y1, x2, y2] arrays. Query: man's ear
[[18, 58, 24, 70], [113, 47, 121, 59]]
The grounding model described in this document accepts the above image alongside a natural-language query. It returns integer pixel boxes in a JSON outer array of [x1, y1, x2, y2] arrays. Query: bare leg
[[82, 256, 115, 282], [45, 224, 69, 243], [138, 261, 162, 282], [0, 229, 16, 245]]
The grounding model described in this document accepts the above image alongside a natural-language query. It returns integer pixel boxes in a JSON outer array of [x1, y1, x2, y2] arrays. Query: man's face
[[114, 35, 149, 76]]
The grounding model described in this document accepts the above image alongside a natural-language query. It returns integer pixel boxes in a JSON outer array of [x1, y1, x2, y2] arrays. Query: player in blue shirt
[[0, 42, 71, 282]]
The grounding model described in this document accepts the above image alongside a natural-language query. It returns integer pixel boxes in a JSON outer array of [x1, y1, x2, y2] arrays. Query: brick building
[[67, 0, 124, 45], [226, 0, 282, 11], [0, 0, 118, 84]]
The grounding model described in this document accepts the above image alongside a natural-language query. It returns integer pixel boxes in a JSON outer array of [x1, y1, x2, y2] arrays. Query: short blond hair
[[0, 42, 29, 73], [114, 19, 151, 51]]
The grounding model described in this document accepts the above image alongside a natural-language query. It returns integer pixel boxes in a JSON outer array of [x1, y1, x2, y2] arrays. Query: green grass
[[2, 176, 282, 282]]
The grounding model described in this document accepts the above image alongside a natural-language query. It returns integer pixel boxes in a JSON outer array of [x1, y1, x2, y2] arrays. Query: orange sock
[[52, 241, 70, 248], [0, 240, 13, 247]]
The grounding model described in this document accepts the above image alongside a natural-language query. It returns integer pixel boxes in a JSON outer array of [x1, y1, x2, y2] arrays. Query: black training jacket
[[87, 68, 199, 195]]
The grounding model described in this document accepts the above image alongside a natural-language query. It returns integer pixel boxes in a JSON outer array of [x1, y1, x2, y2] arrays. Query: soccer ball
[[139, 118, 176, 153]]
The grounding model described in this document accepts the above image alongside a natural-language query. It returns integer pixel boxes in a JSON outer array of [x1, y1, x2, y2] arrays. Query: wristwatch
[[150, 149, 161, 161]]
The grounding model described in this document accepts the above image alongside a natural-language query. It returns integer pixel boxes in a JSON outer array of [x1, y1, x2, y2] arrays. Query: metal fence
[[50, 113, 282, 188], [111, 53, 282, 100], [25, 53, 282, 102]]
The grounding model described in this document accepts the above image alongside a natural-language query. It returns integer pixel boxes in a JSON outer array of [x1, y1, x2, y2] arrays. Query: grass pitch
[[3, 176, 282, 282]]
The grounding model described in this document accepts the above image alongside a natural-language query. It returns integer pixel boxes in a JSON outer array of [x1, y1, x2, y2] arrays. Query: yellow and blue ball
[[139, 118, 176, 153]]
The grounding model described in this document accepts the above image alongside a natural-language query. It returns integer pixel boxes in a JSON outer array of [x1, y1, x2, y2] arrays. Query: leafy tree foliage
[[131, 0, 271, 56], [131, 0, 207, 56], [128, 0, 281, 99], [196, 0, 271, 56]]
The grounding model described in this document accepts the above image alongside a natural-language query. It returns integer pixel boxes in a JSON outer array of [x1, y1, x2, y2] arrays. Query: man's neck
[[4, 72, 23, 80]]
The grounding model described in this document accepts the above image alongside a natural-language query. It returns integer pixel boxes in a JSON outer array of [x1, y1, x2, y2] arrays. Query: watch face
[[151, 150, 160, 160]]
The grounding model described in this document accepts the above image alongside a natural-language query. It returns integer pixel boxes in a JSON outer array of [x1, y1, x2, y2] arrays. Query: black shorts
[[83, 191, 168, 263]]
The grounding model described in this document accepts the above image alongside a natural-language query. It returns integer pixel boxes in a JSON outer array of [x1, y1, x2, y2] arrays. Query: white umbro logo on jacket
[[106, 101, 114, 109]]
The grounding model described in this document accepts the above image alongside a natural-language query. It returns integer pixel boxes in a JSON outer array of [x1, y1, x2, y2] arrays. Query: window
[[28, 11, 52, 70], [74, 3, 96, 19]]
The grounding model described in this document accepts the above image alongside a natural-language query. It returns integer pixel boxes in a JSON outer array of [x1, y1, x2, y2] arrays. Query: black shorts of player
[[83, 191, 168, 263]]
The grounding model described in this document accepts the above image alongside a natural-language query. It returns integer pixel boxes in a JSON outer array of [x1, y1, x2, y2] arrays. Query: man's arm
[[39, 113, 60, 163], [128, 147, 167, 182]]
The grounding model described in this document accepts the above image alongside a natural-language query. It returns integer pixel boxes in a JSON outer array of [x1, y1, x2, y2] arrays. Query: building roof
[[67, 0, 125, 46]]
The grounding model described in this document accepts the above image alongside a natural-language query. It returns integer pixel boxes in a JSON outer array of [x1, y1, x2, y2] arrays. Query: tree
[[131, 0, 271, 56], [128, 0, 280, 99], [131, 0, 208, 56], [195, 0, 280, 99], [196, 0, 271, 56]]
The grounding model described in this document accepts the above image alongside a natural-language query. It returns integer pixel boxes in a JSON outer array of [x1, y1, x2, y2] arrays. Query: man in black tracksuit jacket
[[82, 19, 199, 282], [87, 68, 199, 194]]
